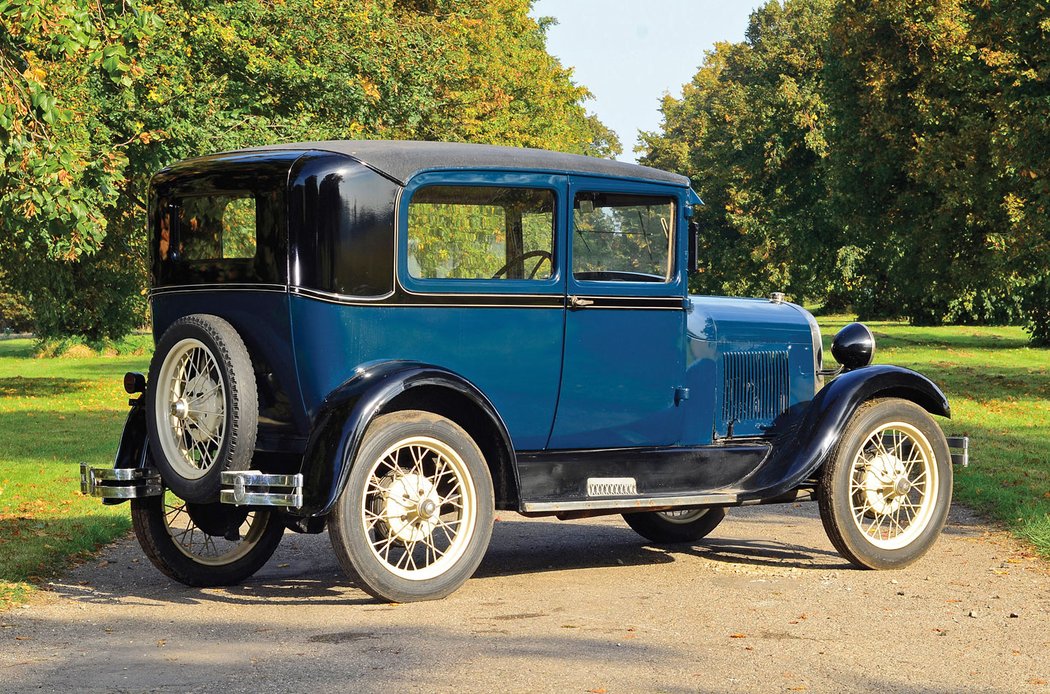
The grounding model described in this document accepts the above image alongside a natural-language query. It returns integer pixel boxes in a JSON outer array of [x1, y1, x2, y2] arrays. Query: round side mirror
[[831, 322, 875, 371]]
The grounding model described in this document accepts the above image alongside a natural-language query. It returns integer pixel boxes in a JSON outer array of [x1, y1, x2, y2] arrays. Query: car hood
[[687, 295, 815, 346]]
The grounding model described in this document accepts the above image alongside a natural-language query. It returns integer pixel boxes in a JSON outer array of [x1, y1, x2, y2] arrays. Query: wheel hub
[[171, 400, 189, 419], [374, 473, 441, 544], [862, 452, 909, 514]]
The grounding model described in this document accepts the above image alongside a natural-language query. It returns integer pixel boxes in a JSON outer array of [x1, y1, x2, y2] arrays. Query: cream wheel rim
[[361, 435, 477, 581], [656, 509, 708, 524], [155, 338, 227, 480], [162, 491, 268, 566], [848, 421, 939, 550]]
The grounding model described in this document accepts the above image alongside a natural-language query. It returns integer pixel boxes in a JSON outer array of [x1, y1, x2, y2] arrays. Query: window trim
[[169, 190, 260, 263], [396, 172, 565, 297], [565, 175, 688, 299], [571, 191, 677, 285]]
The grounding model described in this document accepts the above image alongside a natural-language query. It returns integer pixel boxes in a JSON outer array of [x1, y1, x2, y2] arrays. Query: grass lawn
[[0, 321, 1046, 609], [0, 337, 150, 608]]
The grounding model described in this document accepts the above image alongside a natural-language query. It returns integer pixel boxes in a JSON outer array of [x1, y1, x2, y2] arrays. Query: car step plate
[[586, 477, 638, 497]]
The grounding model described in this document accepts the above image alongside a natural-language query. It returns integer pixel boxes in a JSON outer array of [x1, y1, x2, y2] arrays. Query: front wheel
[[131, 490, 284, 586], [328, 411, 494, 602], [623, 507, 727, 544], [818, 398, 952, 570]]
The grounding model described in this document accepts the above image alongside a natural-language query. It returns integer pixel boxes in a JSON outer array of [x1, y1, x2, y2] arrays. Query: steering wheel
[[491, 250, 553, 280]]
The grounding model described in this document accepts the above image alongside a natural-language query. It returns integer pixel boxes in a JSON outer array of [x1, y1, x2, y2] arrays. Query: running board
[[522, 492, 740, 514], [80, 463, 162, 499], [220, 470, 303, 509]]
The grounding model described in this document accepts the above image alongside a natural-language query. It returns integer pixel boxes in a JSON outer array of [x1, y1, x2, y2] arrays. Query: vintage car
[[80, 140, 968, 602]]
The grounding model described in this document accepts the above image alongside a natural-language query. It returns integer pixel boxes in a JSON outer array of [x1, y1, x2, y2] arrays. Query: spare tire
[[146, 314, 258, 502]]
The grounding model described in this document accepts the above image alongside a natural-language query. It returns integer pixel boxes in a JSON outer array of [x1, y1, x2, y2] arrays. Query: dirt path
[[1, 503, 1047, 693]]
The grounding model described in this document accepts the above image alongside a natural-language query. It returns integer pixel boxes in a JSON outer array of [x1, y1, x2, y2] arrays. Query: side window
[[407, 186, 554, 281], [573, 192, 675, 282], [171, 193, 257, 261]]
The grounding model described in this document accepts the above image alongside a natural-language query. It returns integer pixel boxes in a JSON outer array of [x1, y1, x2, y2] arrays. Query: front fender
[[743, 365, 950, 500], [296, 360, 513, 517]]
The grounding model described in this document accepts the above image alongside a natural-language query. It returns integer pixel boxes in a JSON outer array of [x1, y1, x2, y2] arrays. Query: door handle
[[568, 296, 595, 308]]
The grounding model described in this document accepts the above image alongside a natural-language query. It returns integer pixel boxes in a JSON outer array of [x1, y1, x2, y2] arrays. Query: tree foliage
[[640, 0, 837, 304], [0, 0, 617, 339], [641, 0, 1050, 342]]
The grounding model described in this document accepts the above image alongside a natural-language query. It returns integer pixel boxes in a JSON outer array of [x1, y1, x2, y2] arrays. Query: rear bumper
[[80, 463, 161, 499]]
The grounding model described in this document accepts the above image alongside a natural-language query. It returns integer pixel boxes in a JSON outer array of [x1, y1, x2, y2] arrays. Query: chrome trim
[[290, 285, 394, 303], [80, 463, 162, 499], [220, 470, 304, 508], [522, 492, 739, 513], [946, 436, 969, 467], [151, 282, 288, 295]]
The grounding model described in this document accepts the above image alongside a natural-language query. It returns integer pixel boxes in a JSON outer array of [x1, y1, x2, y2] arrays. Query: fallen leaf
[[729, 633, 747, 639]]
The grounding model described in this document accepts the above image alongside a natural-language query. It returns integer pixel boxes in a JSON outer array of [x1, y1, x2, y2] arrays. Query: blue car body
[[141, 140, 949, 519]]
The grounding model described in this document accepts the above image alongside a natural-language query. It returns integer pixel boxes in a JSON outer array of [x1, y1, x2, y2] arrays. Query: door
[[547, 177, 689, 449]]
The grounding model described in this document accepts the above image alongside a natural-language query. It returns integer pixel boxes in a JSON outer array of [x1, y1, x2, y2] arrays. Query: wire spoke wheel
[[157, 339, 227, 480], [131, 486, 284, 587], [363, 436, 476, 581], [146, 314, 258, 503], [847, 423, 938, 550], [819, 398, 952, 570], [329, 411, 494, 602]]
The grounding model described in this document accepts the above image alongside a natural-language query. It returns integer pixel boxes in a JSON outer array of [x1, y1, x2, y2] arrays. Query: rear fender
[[100, 396, 151, 505], [296, 361, 515, 517], [745, 365, 950, 500]]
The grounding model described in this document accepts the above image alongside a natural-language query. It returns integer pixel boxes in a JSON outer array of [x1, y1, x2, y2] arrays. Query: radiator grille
[[722, 350, 790, 423]]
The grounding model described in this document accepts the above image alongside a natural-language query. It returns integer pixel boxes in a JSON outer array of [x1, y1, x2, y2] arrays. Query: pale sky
[[531, 0, 767, 162]]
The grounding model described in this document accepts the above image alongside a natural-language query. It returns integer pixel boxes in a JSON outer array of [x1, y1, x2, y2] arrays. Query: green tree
[[823, 0, 1022, 324], [1, 0, 618, 340], [640, 0, 837, 304]]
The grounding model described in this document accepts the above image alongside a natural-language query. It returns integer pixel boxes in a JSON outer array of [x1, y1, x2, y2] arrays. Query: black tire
[[623, 507, 727, 544], [146, 314, 257, 503], [329, 411, 495, 602], [818, 398, 952, 570], [131, 491, 284, 587]]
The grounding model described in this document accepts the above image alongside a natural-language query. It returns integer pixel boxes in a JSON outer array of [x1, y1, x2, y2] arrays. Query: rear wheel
[[818, 398, 952, 569], [131, 490, 284, 586], [146, 314, 257, 503], [329, 411, 494, 602], [623, 507, 727, 544]]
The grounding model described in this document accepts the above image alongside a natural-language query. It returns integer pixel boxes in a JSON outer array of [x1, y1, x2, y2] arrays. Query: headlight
[[831, 323, 876, 371]]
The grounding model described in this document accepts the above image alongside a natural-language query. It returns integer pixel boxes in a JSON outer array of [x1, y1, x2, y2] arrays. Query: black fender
[[742, 364, 950, 501], [296, 361, 515, 517], [101, 396, 151, 505]]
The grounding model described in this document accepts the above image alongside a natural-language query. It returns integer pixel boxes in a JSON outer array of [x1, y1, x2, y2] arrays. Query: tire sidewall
[[131, 494, 284, 587], [330, 411, 495, 602], [146, 314, 257, 502], [822, 399, 953, 569], [623, 507, 727, 544]]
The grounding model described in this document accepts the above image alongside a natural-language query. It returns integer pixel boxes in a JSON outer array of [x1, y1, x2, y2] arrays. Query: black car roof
[[234, 140, 689, 187]]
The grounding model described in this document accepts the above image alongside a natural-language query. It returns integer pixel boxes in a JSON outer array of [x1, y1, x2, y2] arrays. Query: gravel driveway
[[2, 503, 1047, 693]]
